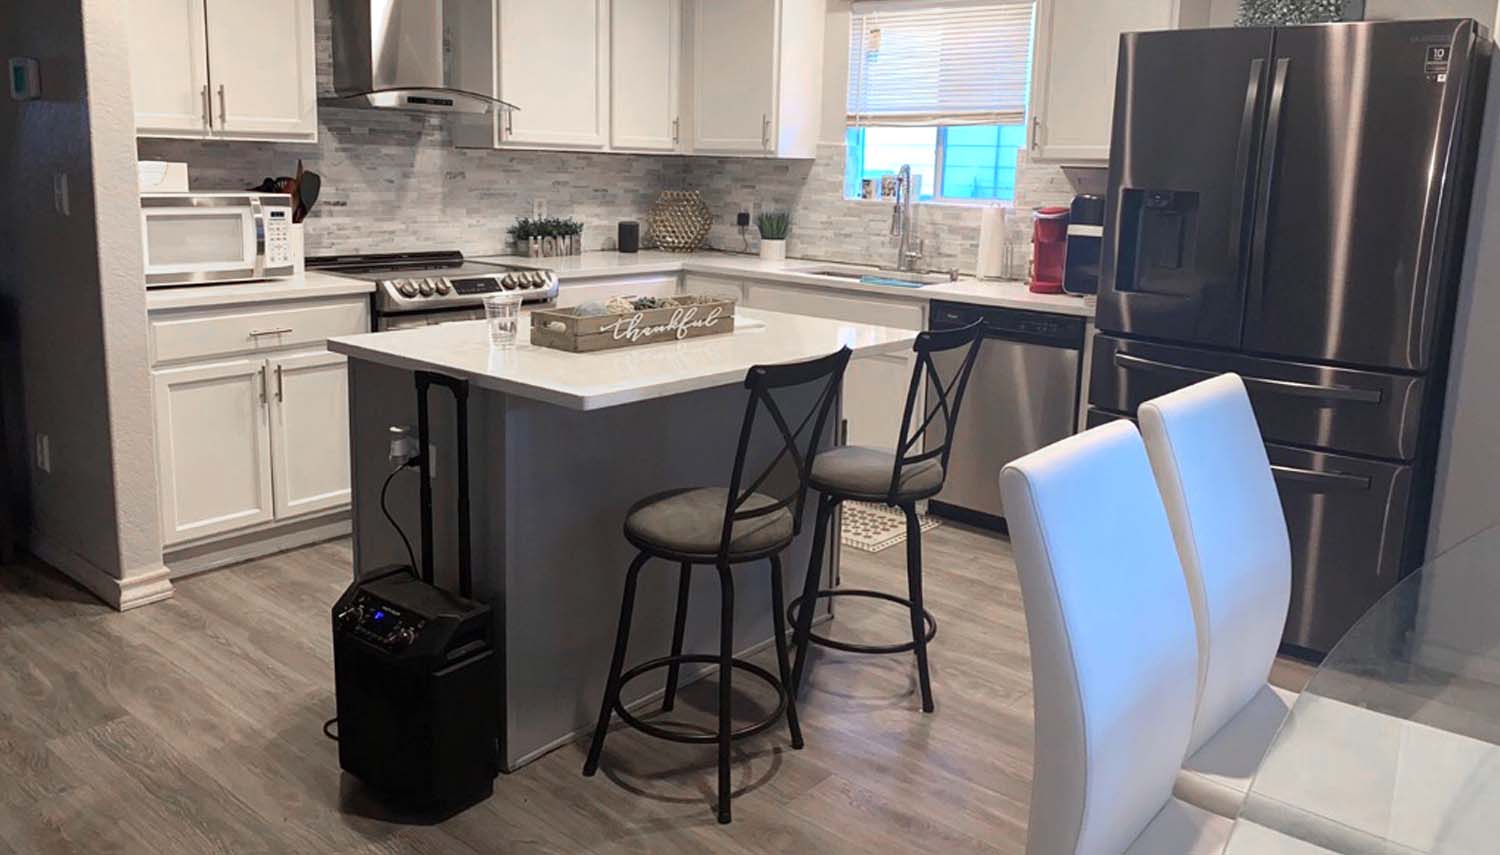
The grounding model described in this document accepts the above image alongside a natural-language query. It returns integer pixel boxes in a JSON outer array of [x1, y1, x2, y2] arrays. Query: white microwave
[[141, 192, 297, 288]]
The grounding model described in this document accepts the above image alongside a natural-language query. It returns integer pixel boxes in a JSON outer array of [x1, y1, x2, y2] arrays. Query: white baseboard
[[26, 529, 174, 611], [164, 512, 351, 578]]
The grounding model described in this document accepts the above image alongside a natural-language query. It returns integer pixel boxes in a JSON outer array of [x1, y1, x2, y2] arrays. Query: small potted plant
[[509, 216, 585, 257], [757, 211, 790, 261]]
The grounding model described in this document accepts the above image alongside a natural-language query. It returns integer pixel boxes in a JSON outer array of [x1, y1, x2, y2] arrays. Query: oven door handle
[[1113, 353, 1383, 404]]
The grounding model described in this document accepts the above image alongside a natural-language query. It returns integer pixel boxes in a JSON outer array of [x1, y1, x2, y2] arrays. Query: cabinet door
[[203, 0, 317, 138], [499, 0, 609, 147], [691, 0, 777, 154], [154, 359, 274, 545], [268, 351, 352, 519], [128, 0, 210, 136], [611, 0, 681, 151], [681, 274, 744, 302], [1029, 0, 1175, 163]]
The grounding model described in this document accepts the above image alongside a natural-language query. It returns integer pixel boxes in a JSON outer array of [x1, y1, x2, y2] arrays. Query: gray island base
[[330, 308, 918, 769]]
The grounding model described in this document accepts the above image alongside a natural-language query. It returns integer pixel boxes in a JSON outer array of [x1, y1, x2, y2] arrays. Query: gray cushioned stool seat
[[809, 445, 944, 501], [624, 487, 794, 559]]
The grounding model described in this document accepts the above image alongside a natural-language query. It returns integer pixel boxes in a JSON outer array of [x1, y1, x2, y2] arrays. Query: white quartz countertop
[[475, 250, 1096, 318], [328, 307, 918, 411], [145, 270, 375, 311]]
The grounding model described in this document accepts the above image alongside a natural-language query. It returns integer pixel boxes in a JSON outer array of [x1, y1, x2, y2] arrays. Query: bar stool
[[582, 346, 851, 825], [787, 321, 984, 713]]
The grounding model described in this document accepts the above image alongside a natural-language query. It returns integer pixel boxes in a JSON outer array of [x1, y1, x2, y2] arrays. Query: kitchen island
[[328, 308, 917, 770]]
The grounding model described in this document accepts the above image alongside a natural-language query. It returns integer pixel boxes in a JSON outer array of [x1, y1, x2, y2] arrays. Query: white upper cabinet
[[611, 0, 681, 151], [1029, 0, 1210, 163], [202, 0, 317, 138], [688, 0, 823, 158], [689, 0, 776, 154], [126, 0, 316, 141], [498, 0, 609, 148], [128, 0, 211, 136]]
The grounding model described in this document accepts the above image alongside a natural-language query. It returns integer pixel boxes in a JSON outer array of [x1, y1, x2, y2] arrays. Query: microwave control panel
[[264, 208, 292, 269]]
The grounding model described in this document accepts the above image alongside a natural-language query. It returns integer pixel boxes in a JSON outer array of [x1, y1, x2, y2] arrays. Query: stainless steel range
[[309, 251, 558, 330]]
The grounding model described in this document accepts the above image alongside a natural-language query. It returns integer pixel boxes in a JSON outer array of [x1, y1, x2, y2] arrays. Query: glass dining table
[[1226, 525, 1500, 854]]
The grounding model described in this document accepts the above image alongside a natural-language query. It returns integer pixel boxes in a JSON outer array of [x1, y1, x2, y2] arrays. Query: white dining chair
[[1139, 373, 1296, 819], [1001, 421, 1231, 855]]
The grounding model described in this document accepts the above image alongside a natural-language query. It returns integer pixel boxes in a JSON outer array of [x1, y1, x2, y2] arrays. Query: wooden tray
[[530, 297, 737, 353]]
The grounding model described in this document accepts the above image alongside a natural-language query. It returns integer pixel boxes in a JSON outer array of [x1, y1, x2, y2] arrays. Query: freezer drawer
[[1088, 335, 1425, 461], [1086, 408, 1416, 655]]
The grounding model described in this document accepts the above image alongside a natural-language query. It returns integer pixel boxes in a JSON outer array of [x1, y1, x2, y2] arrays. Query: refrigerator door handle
[[1228, 58, 1266, 270], [1248, 58, 1291, 311], [1113, 353, 1384, 403], [1270, 464, 1372, 493]]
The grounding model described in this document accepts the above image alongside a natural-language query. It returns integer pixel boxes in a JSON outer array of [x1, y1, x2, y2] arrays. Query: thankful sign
[[602, 306, 727, 343]]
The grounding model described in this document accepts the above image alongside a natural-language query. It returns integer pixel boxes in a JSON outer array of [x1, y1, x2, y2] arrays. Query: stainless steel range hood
[[326, 0, 516, 115]]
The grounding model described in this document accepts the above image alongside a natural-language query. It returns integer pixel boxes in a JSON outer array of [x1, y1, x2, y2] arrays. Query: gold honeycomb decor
[[647, 190, 713, 253]]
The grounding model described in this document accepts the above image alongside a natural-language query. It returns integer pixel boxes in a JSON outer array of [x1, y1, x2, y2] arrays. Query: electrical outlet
[[388, 425, 418, 465], [750, 200, 763, 221], [34, 432, 50, 473], [52, 173, 69, 216], [532, 198, 547, 219]]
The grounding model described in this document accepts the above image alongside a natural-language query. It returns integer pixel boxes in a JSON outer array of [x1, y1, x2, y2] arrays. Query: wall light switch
[[8, 57, 40, 101], [532, 198, 547, 219]]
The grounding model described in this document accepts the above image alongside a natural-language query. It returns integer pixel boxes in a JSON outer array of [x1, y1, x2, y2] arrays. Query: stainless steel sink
[[796, 265, 953, 287]]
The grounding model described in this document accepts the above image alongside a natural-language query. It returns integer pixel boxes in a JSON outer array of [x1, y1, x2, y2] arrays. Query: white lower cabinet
[[153, 358, 276, 544], [742, 282, 924, 451], [269, 351, 352, 519], [681, 274, 745, 302], [556, 274, 681, 308], [150, 297, 366, 547]]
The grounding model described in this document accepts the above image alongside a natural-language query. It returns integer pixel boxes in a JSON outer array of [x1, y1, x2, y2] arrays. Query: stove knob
[[394, 279, 419, 298], [435, 278, 452, 296], [501, 274, 520, 291], [418, 279, 435, 297]]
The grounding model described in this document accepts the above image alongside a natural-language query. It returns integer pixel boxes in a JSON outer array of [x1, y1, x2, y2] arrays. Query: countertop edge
[[146, 271, 376, 312]]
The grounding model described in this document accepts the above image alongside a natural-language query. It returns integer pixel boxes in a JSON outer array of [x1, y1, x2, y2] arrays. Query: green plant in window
[[757, 211, 791, 240]]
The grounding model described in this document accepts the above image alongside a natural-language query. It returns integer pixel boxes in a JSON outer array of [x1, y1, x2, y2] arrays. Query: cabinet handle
[[1030, 115, 1041, 151], [201, 84, 211, 128], [761, 114, 770, 151], [217, 84, 227, 126], [258, 366, 268, 404], [248, 327, 292, 338], [672, 116, 679, 144], [504, 111, 513, 138], [275, 365, 284, 401]]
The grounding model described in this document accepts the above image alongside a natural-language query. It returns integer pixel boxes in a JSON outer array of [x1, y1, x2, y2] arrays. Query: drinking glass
[[484, 292, 523, 348]]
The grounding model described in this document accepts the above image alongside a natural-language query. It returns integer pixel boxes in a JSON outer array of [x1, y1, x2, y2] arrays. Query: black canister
[[617, 221, 640, 253], [1063, 194, 1105, 296]]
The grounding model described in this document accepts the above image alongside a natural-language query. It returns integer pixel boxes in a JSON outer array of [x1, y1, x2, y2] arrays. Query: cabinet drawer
[[150, 298, 370, 365]]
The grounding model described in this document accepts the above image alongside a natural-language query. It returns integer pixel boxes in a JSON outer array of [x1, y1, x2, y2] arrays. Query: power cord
[[380, 457, 421, 576], [323, 717, 338, 741]]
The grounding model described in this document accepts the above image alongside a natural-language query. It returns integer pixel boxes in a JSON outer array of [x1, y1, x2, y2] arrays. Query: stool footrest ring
[[787, 589, 937, 655], [612, 654, 788, 745]]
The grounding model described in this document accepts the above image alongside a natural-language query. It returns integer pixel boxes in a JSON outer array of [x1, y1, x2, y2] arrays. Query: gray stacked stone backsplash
[[138, 4, 1102, 270]]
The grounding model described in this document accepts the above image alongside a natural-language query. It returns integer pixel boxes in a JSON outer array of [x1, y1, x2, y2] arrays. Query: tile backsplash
[[138, 5, 1102, 270]]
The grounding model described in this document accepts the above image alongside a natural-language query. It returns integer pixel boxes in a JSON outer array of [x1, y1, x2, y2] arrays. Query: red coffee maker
[[1030, 206, 1070, 294]]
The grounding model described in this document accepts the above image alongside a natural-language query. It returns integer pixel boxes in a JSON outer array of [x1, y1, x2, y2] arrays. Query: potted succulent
[[757, 211, 790, 261], [509, 216, 585, 257]]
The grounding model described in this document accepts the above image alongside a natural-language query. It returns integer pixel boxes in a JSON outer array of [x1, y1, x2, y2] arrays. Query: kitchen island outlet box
[[8, 58, 40, 101]]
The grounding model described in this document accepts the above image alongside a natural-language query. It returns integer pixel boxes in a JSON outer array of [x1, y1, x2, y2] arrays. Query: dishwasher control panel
[[930, 301, 1086, 349]]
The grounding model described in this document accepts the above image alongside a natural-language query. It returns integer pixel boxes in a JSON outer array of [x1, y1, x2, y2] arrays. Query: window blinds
[[847, 0, 1034, 127]]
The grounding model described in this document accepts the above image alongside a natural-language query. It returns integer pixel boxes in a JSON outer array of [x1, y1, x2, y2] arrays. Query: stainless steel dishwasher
[[927, 301, 1085, 529]]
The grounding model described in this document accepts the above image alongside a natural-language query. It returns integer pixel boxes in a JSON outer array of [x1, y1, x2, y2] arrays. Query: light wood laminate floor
[[0, 524, 1312, 854]]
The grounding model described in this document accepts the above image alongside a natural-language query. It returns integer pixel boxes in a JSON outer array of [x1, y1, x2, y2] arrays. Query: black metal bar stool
[[582, 346, 851, 825], [787, 321, 984, 713]]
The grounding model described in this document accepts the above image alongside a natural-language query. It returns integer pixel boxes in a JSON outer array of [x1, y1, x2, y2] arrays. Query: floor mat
[[840, 502, 943, 553]]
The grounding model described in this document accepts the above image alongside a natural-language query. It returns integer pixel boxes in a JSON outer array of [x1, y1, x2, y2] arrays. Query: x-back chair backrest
[[717, 347, 853, 565], [886, 320, 985, 505]]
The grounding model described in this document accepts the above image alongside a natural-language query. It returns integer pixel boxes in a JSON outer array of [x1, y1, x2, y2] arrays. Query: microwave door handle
[[249, 196, 266, 278]]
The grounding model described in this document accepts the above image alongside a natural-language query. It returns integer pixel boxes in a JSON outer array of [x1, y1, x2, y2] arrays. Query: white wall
[[0, 0, 171, 608]]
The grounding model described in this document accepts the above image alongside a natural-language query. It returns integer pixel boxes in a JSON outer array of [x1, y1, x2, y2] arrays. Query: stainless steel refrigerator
[[1087, 19, 1492, 656]]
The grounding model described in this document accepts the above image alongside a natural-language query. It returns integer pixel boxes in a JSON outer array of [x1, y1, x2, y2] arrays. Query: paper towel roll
[[976, 204, 1006, 280]]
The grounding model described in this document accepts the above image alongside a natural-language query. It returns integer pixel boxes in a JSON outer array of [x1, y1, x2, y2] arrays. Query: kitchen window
[[843, 0, 1034, 203]]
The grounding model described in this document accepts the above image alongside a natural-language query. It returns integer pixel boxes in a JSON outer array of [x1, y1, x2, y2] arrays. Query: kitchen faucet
[[891, 164, 924, 272]]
